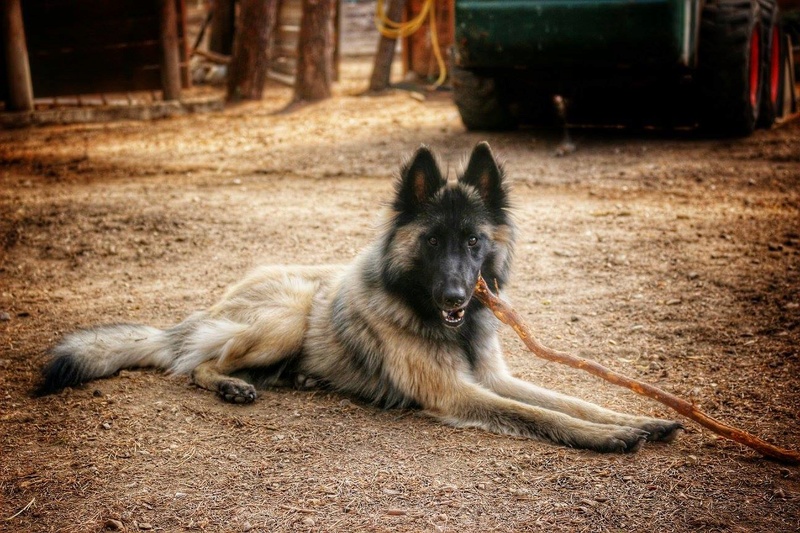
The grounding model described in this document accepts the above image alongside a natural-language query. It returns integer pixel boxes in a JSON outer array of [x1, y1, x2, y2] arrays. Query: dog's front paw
[[573, 425, 649, 453], [639, 419, 684, 442], [218, 379, 257, 404], [602, 426, 649, 453]]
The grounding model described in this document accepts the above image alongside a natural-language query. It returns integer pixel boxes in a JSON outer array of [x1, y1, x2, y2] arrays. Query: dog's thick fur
[[38, 143, 681, 453]]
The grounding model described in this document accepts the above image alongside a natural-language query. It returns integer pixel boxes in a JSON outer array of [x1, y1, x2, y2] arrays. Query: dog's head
[[382, 143, 515, 329]]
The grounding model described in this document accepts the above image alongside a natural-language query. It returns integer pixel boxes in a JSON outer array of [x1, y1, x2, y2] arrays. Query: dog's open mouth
[[441, 307, 466, 327]]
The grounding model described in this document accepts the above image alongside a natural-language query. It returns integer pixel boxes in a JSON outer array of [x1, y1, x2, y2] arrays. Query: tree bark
[[369, 0, 405, 92], [209, 0, 236, 56], [158, 0, 182, 101], [293, 0, 336, 102], [226, 0, 278, 102]]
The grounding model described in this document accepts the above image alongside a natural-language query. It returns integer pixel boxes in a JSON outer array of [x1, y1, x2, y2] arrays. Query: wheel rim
[[769, 26, 780, 105], [749, 26, 761, 109]]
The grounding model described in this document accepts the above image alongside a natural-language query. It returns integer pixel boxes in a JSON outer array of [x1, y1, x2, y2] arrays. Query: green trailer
[[452, 0, 798, 135]]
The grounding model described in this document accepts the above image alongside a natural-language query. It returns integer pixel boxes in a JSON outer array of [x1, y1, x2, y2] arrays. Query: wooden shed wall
[[0, 0, 189, 101]]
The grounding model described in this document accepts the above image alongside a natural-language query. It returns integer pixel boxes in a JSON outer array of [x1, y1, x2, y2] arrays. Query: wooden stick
[[5, 497, 35, 521], [192, 48, 232, 65], [474, 275, 800, 464]]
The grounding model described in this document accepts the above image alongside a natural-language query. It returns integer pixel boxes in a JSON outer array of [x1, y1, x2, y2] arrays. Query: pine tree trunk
[[369, 0, 406, 92], [293, 0, 336, 102], [226, 0, 278, 102]]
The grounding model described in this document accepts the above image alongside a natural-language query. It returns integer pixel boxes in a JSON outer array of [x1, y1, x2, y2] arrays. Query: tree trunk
[[158, 0, 182, 101], [369, 0, 405, 92], [226, 0, 278, 102], [293, 0, 336, 102], [209, 0, 236, 56], [1, 0, 34, 111]]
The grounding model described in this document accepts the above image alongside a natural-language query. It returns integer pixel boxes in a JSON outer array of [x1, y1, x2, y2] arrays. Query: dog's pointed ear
[[394, 145, 445, 213], [460, 142, 507, 212]]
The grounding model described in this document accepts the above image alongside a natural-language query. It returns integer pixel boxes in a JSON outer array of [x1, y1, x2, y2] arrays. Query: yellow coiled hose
[[374, 0, 447, 88]]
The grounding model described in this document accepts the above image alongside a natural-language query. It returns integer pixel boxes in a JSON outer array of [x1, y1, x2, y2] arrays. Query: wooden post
[[333, 0, 340, 83], [226, 0, 279, 101], [369, 0, 405, 92], [159, 0, 182, 101], [293, 0, 336, 102], [178, 0, 192, 89], [2, 0, 34, 111]]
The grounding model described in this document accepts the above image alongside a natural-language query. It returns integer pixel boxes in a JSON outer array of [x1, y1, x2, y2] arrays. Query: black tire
[[756, 0, 784, 127], [451, 66, 518, 131], [697, 0, 763, 136]]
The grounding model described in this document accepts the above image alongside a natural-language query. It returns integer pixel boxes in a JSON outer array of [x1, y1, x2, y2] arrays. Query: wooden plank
[[341, 0, 383, 57], [0, 98, 225, 128], [277, 1, 303, 27], [271, 62, 297, 76], [268, 0, 339, 88], [275, 32, 300, 50], [17, 0, 190, 97], [24, 18, 160, 51], [27, 42, 166, 97], [30, 66, 164, 97], [272, 45, 300, 60], [29, 43, 163, 70], [22, 0, 158, 23], [267, 69, 295, 86], [2, 0, 34, 110]]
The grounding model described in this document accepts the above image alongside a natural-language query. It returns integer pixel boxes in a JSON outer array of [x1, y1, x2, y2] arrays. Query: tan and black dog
[[38, 143, 681, 453]]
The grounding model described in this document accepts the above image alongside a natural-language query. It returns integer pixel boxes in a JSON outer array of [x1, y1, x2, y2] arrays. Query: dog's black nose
[[443, 288, 467, 308]]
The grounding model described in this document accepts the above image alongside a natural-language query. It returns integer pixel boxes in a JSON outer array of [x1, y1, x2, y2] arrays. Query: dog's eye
[[427, 236, 439, 246], [467, 236, 478, 247]]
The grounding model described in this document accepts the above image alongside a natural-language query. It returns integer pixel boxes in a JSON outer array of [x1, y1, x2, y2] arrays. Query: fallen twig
[[5, 498, 35, 520], [279, 504, 316, 514], [474, 275, 800, 464]]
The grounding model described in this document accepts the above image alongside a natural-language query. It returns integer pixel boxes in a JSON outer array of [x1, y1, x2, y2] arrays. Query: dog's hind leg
[[186, 270, 329, 403], [192, 360, 258, 403], [190, 309, 309, 403]]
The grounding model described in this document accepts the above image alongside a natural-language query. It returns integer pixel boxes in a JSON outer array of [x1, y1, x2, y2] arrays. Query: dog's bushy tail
[[37, 315, 250, 396], [36, 324, 178, 396]]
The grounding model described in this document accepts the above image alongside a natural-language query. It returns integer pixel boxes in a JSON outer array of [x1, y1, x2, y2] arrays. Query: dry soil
[[1, 60, 799, 532]]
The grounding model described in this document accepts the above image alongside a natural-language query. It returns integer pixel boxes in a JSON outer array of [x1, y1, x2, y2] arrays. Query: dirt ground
[[1, 58, 799, 532]]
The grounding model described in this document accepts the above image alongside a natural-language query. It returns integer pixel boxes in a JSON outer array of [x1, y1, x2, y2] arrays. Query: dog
[[37, 143, 681, 453]]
